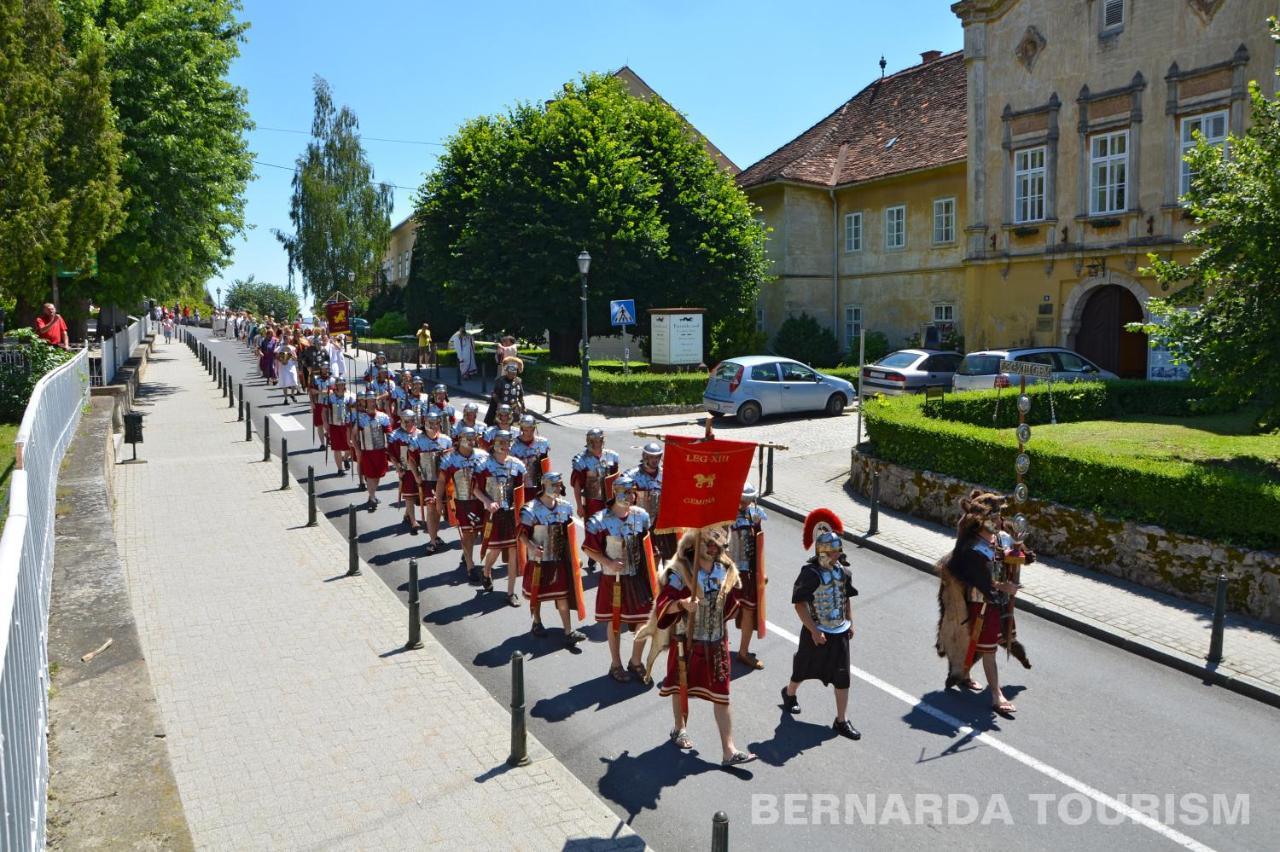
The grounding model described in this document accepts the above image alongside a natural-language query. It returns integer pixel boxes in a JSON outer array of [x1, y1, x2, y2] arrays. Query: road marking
[[269, 414, 306, 433], [765, 621, 1215, 851]]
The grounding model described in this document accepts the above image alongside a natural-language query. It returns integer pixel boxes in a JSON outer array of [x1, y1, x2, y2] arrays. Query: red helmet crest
[[803, 508, 844, 550]]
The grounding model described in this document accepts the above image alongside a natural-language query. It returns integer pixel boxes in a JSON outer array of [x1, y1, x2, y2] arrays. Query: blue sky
[[214, 0, 963, 300]]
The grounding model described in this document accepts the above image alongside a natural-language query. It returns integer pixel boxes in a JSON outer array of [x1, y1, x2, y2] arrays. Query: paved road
[[190, 330, 1279, 851]]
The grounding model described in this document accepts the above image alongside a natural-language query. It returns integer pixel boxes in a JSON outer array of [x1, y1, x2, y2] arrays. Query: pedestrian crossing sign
[[610, 299, 636, 327]]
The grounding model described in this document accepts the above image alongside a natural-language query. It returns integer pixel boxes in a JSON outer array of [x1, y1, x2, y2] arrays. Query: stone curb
[[759, 494, 1280, 712]]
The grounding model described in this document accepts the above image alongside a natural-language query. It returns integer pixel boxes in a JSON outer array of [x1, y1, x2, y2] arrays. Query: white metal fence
[[0, 348, 90, 851], [91, 315, 150, 386]]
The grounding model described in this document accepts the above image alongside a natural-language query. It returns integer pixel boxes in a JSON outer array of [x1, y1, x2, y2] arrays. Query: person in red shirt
[[34, 303, 70, 349]]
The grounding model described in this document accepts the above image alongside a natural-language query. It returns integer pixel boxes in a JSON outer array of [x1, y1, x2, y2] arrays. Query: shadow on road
[[530, 672, 648, 723], [596, 741, 751, 821], [747, 713, 836, 767]]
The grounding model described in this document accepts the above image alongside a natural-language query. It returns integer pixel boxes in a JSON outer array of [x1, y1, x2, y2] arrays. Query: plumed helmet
[[519, 414, 537, 429], [642, 441, 663, 460], [463, 402, 479, 415], [803, 508, 844, 552]]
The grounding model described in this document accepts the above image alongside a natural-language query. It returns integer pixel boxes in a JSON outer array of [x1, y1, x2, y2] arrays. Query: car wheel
[[736, 400, 762, 426], [825, 393, 847, 416]]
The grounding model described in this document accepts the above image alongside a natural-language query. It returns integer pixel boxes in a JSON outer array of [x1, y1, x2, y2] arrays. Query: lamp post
[[216, 287, 221, 309], [577, 251, 592, 413]]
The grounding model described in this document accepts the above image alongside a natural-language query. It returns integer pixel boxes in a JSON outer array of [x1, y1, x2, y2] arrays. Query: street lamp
[[577, 250, 592, 413], [216, 287, 221, 309]]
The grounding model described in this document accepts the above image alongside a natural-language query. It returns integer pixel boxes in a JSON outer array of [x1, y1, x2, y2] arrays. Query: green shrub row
[[524, 365, 706, 407], [923, 380, 1227, 430], [864, 395, 1280, 550], [0, 330, 78, 421]]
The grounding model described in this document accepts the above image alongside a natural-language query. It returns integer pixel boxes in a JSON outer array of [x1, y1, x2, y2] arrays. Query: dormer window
[[1101, 0, 1124, 34]]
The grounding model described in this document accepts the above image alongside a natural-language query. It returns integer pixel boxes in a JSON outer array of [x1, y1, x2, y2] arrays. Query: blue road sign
[[610, 299, 636, 327]]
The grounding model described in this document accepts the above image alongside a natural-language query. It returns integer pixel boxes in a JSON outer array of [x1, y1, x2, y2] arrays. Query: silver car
[[704, 356, 855, 425], [860, 349, 962, 397], [952, 347, 1117, 391]]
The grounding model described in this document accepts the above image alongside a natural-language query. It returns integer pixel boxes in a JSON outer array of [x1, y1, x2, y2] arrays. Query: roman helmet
[[462, 402, 479, 418], [433, 383, 448, 401], [495, 404, 514, 425], [612, 474, 638, 505], [540, 470, 564, 497], [586, 427, 605, 450], [641, 441, 663, 470], [741, 482, 759, 503], [803, 508, 845, 567], [423, 410, 442, 429], [456, 426, 477, 449], [400, 409, 417, 423], [491, 429, 514, 452], [518, 414, 537, 432]]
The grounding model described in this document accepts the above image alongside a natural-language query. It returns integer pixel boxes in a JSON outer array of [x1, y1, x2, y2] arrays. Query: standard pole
[[405, 559, 424, 650], [281, 438, 290, 490], [307, 466, 318, 527], [579, 271, 592, 413], [1208, 574, 1228, 664], [507, 652, 530, 767], [263, 415, 271, 462], [868, 468, 880, 536], [711, 811, 729, 852], [347, 505, 362, 576]]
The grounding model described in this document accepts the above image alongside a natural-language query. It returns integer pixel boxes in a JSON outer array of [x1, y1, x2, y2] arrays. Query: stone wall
[[849, 451, 1280, 625]]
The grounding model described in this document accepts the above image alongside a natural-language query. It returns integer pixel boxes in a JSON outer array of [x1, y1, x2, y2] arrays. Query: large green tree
[[223, 274, 299, 320], [409, 72, 768, 363], [274, 76, 394, 304], [1142, 18, 1280, 429]]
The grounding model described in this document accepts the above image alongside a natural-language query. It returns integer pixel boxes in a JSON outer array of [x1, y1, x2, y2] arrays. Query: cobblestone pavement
[[114, 350, 644, 851]]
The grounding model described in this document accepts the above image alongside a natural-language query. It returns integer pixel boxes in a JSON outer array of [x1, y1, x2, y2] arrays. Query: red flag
[[654, 435, 757, 533], [326, 300, 352, 334]]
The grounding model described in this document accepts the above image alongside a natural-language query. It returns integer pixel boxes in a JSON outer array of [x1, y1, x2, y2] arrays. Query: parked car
[[350, 316, 371, 336], [860, 349, 962, 397], [704, 356, 855, 425], [951, 347, 1117, 391]]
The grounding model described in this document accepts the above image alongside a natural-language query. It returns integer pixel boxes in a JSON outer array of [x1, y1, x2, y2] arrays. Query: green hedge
[[0, 330, 77, 421], [524, 365, 705, 407], [864, 394, 1280, 550], [923, 380, 1225, 430]]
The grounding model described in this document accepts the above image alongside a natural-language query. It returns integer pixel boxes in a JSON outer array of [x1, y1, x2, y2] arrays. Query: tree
[[410, 72, 768, 363], [274, 76, 394, 303], [223, 274, 299, 320], [1141, 18, 1280, 429]]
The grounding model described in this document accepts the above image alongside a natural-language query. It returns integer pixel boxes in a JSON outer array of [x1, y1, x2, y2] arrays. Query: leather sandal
[[609, 666, 631, 683]]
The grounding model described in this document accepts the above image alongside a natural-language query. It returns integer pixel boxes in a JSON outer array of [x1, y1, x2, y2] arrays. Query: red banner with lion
[[654, 434, 757, 533], [326, 300, 352, 334]]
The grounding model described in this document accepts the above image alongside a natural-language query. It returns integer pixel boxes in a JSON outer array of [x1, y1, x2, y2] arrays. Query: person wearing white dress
[[450, 326, 478, 379], [327, 334, 347, 379], [278, 343, 301, 404]]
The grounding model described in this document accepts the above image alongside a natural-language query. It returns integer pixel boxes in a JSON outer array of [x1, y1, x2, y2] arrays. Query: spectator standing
[[34, 303, 70, 349], [416, 323, 433, 365]]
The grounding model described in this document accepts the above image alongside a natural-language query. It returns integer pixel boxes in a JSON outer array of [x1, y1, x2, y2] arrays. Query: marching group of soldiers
[[273, 343, 1030, 766]]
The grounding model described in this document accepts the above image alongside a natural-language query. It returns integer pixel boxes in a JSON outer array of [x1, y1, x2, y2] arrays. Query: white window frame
[[1089, 129, 1129, 215], [1180, 110, 1228, 197], [1013, 146, 1046, 223], [843, 212, 863, 252], [932, 198, 955, 244], [884, 205, 906, 250], [1102, 0, 1124, 32], [844, 305, 863, 351], [933, 304, 955, 324]]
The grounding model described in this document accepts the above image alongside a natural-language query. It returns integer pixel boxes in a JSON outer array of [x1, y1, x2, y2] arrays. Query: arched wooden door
[[1075, 284, 1148, 378]]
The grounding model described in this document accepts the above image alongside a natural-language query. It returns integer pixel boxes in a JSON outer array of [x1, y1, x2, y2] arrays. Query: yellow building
[[952, 0, 1278, 377], [381, 214, 417, 289], [738, 51, 970, 353]]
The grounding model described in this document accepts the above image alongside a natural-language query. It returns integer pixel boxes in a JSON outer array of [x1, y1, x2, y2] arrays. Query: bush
[[841, 331, 891, 366], [864, 393, 1280, 550], [0, 330, 78, 421], [773, 313, 840, 367], [924, 380, 1224, 429], [525, 365, 705, 406], [370, 311, 410, 339]]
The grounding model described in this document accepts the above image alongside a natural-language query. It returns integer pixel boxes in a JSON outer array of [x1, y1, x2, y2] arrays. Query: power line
[[253, 125, 446, 147], [251, 160, 418, 191]]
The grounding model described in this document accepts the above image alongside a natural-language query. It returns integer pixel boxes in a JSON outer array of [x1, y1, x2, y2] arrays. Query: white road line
[[269, 413, 306, 433], [765, 621, 1216, 852]]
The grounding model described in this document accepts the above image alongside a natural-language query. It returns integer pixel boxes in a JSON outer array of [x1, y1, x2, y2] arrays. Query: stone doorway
[[1074, 284, 1148, 378]]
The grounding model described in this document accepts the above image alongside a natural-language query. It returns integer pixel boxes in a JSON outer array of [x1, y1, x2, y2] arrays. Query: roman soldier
[[351, 391, 392, 511], [439, 426, 490, 581], [730, 483, 768, 670], [781, 508, 861, 741], [583, 476, 656, 683], [474, 429, 527, 601], [309, 363, 333, 449], [485, 357, 525, 423], [369, 365, 396, 422], [481, 403, 516, 449], [935, 489, 1031, 717], [389, 409, 422, 534], [510, 414, 550, 492], [652, 525, 755, 766], [323, 377, 355, 473], [625, 442, 678, 563], [428, 384, 456, 429], [362, 351, 389, 384], [387, 370, 413, 426], [572, 427, 619, 573], [518, 471, 587, 645], [451, 402, 481, 440], [409, 410, 452, 554], [407, 374, 427, 419]]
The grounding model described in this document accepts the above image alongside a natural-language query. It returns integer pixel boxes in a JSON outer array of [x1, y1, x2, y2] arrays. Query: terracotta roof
[[613, 66, 741, 175], [737, 51, 967, 189]]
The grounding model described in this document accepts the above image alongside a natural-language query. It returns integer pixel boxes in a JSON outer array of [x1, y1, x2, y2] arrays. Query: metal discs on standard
[[1012, 513, 1029, 537], [1014, 483, 1029, 504], [1015, 453, 1031, 475], [1017, 394, 1032, 414], [1017, 423, 1032, 444]]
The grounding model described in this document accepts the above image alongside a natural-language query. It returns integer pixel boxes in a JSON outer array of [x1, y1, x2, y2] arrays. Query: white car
[[704, 356, 855, 425], [952, 347, 1117, 391]]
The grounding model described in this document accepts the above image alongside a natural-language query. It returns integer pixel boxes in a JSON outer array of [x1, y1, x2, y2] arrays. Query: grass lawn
[[0, 422, 19, 525], [1036, 409, 1279, 480]]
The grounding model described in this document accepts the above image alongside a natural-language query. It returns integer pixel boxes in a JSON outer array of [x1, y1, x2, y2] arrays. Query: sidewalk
[[113, 349, 644, 850]]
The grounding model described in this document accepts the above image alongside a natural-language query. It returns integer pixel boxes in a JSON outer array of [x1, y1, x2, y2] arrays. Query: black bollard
[[711, 812, 729, 852], [868, 468, 880, 537], [306, 466, 317, 527], [508, 651, 530, 767], [281, 438, 290, 489], [765, 446, 775, 496], [244, 403, 252, 441], [228, 377, 234, 408], [405, 559, 424, 651], [1208, 574, 1228, 664], [237, 384, 244, 420], [222, 367, 229, 397], [263, 415, 271, 462], [757, 445, 765, 493], [346, 505, 361, 576], [545, 376, 551, 414]]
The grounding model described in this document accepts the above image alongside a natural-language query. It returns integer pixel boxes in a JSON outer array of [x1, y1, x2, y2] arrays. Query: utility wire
[[252, 159, 418, 191], [253, 125, 446, 147]]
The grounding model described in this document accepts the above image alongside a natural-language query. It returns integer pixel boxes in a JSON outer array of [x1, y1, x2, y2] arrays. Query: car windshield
[[713, 362, 740, 380], [876, 352, 920, 369], [957, 354, 1004, 376]]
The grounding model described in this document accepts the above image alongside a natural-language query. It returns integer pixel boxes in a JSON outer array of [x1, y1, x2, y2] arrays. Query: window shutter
[[1103, 0, 1123, 28]]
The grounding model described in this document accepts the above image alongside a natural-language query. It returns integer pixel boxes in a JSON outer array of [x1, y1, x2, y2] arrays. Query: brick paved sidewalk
[[761, 446, 1280, 702], [114, 349, 644, 850]]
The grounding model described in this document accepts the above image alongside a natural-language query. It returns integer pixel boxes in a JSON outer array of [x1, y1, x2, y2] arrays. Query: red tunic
[[584, 528, 654, 625], [967, 601, 1004, 654], [327, 423, 351, 453], [519, 523, 571, 603], [655, 575, 742, 705]]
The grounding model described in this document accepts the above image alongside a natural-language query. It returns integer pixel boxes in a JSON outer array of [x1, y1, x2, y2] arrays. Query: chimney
[[921, 50, 942, 64]]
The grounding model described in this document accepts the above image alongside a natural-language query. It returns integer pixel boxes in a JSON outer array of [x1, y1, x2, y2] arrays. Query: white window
[[843, 212, 863, 252], [1102, 0, 1124, 31], [1014, 146, 1046, 223], [1089, 130, 1128, 215], [932, 198, 955, 244], [844, 306, 863, 350], [1180, 111, 1228, 197], [884, 205, 906, 249], [933, 304, 955, 324]]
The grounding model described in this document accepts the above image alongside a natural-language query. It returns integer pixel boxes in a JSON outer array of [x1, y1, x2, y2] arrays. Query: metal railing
[[90, 315, 150, 387], [0, 348, 90, 851]]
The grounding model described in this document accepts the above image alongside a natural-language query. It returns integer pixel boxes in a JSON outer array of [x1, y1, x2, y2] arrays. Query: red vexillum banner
[[654, 434, 758, 533]]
